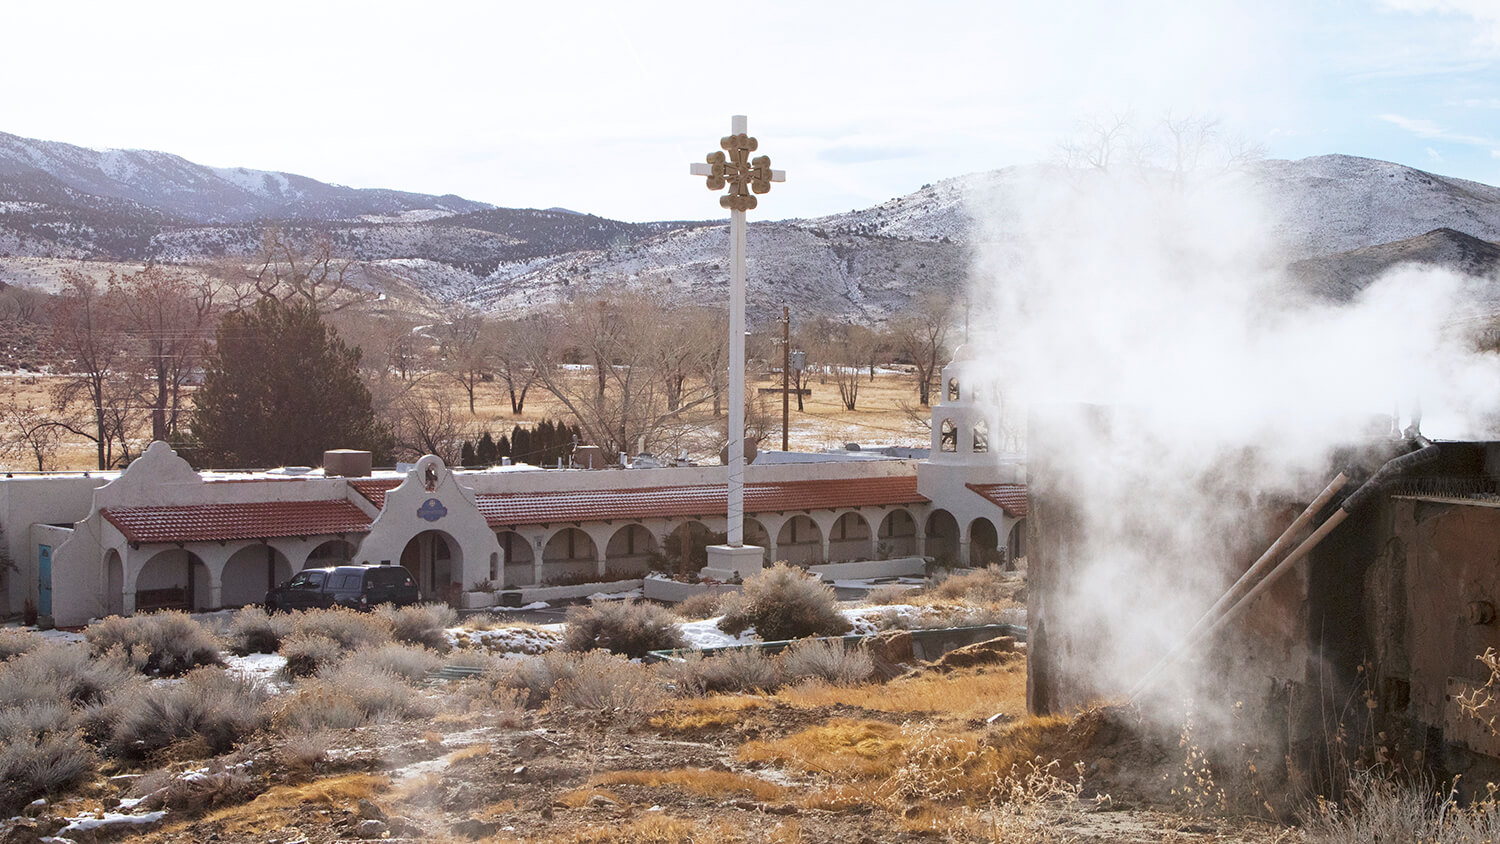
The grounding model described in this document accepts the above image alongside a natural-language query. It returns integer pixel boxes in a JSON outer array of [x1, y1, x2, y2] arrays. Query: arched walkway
[[776, 515, 823, 565], [135, 549, 211, 612], [605, 524, 657, 578], [970, 517, 1001, 567], [401, 530, 461, 602], [744, 518, 773, 563], [496, 530, 534, 587], [221, 544, 291, 608], [925, 510, 960, 566], [877, 509, 919, 559], [664, 520, 717, 577], [542, 527, 597, 584], [827, 512, 872, 563], [1006, 518, 1027, 566]]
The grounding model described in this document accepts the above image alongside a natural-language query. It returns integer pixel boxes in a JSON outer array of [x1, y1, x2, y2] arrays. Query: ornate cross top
[[690, 115, 786, 211]]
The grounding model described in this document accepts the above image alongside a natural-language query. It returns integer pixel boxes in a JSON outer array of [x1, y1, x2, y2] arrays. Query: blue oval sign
[[417, 498, 448, 522]]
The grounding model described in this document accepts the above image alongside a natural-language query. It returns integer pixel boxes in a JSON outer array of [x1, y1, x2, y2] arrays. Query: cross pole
[[689, 115, 785, 547]]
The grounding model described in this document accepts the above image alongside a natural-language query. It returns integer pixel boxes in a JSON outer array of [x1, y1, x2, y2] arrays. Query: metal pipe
[[1128, 471, 1349, 699], [1129, 438, 1440, 703]]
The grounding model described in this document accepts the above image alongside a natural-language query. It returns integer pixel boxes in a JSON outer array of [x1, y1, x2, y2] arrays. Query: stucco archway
[[222, 544, 291, 608], [776, 515, 823, 565], [104, 549, 124, 617], [827, 511, 873, 563], [605, 524, 657, 577], [496, 530, 534, 587], [135, 548, 211, 612], [401, 530, 461, 602], [877, 509, 919, 559], [970, 517, 1001, 567], [542, 528, 597, 585], [925, 510, 960, 566]]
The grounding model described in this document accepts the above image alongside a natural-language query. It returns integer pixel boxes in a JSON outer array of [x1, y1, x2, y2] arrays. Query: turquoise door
[[37, 544, 52, 617]]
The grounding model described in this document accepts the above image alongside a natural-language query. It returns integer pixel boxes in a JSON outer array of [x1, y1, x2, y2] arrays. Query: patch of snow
[[56, 810, 166, 835], [587, 588, 643, 601], [223, 652, 289, 692], [450, 624, 562, 655], [678, 617, 756, 650]]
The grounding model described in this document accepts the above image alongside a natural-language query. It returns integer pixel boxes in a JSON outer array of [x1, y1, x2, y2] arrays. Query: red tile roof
[[479, 475, 927, 527], [102, 500, 373, 545], [966, 483, 1029, 517], [350, 478, 400, 508]]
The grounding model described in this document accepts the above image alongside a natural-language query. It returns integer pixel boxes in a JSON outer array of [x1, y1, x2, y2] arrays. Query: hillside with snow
[[1, 128, 1498, 322]]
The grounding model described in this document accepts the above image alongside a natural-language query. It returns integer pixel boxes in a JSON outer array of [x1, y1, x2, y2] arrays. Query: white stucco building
[[1, 362, 1025, 628]]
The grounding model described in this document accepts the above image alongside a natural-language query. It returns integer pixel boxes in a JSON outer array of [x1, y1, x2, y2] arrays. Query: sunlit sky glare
[[4, 0, 1498, 223]]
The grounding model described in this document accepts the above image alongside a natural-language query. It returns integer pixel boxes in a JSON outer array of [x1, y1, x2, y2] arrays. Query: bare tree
[[0, 382, 70, 470], [892, 294, 953, 407], [49, 272, 143, 469], [530, 292, 719, 455], [245, 227, 366, 313], [490, 317, 543, 415], [113, 266, 219, 444], [436, 312, 490, 415], [387, 383, 472, 465], [824, 321, 875, 411]]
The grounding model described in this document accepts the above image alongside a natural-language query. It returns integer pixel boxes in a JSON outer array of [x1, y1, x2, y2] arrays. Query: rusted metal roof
[[102, 500, 373, 545], [479, 475, 927, 527], [966, 483, 1029, 517]]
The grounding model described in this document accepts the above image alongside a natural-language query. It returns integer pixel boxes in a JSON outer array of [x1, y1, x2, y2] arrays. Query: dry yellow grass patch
[[798, 783, 881, 811], [446, 743, 490, 763], [739, 719, 906, 779], [774, 665, 1026, 721], [591, 768, 785, 802], [650, 695, 771, 733], [200, 773, 389, 835], [513, 814, 748, 844], [556, 786, 626, 809]]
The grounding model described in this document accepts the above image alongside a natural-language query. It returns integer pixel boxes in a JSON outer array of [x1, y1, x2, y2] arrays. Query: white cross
[[688, 115, 785, 549]]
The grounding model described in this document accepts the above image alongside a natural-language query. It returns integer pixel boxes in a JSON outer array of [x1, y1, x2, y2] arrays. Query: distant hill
[[2, 129, 1498, 322], [1289, 228, 1500, 302]]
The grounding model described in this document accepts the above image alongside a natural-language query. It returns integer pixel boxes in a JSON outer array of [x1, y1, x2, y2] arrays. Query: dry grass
[[199, 773, 389, 836], [517, 814, 748, 844], [556, 786, 626, 809], [650, 695, 771, 733], [740, 719, 906, 779], [774, 665, 1027, 721], [592, 767, 786, 802], [446, 743, 490, 764], [4, 367, 929, 472]]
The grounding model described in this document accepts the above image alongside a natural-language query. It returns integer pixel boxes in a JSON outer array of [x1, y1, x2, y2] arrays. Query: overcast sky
[[5, 0, 1498, 222]]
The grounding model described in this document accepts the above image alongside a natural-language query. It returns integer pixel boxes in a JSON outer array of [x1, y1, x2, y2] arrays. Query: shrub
[[226, 607, 288, 655], [670, 648, 779, 695], [106, 667, 268, 760], [550, 651, 667, 727], [0, 724, 98, 816], [288, 607, 391, 651], [137, 763, 258, 812], [671, 592, 724, 621], [0, 628, 41, 661], [502, 652, 579, 709], [777, 638, 874, 686], [375, 603, 455, 652], [271, 686, 369, 733], [0, 643, 138, 708], [564, 600, 685, 658], [86, 611, 224, 676], [336, 643, 441, 683], [319, 662, 430, 722], [717, 563, 851, 641], [928, 565, 1024, 605], [280, 633, 343, 678]]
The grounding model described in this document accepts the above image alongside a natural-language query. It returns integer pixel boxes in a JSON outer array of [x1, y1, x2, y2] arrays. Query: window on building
[[940, 419, 958, 452]]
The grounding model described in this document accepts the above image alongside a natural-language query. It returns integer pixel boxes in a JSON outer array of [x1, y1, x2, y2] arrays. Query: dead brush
[[225, 606, 289, 655], [927, 565, 1025, 605], [548, 650, 667, 727], [668, 647, 779, 694], [777, 638, 874, 686], [527, 813, 747, 843], [563, 599, 685, 658], [774, 664, 1027, 721], [650, 695, 770, 733], [717, 562, 851, 641], [85, 611, 224, 677], [374, 603, 456, 652], [671, 591, 724, 620], [740, 718, 906, 779]]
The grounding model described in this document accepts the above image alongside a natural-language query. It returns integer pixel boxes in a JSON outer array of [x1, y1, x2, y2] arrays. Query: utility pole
[[781, 304, 790, 452]]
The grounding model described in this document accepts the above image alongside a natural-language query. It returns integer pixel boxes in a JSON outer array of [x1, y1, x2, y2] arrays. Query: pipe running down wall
[[1128, 436, 1440, 703]]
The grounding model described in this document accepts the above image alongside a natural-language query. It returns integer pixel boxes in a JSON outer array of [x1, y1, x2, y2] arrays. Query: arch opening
[[925, 509, 960, 567], [135, 549, 211, 613], [969, 517, 1002, 567], [877, 509, 919, 559], [775, 515, 823, 565], [401, 530, 461, 603], [496, 530, 534, 587], [828, 512, 872, 562], [222, 544, 292, 608], [542, 527, 597, 585], [605, 524, 657, 579]]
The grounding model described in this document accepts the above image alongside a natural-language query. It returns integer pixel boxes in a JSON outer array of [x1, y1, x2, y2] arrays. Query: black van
[[264, 564, 420, 612]]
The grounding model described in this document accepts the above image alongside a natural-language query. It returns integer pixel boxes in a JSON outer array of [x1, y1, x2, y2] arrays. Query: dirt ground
[[11, 649, 1295, 844]]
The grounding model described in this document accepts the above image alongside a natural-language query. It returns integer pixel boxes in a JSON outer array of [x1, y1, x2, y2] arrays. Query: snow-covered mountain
[[2, 128, 1498, 323], [0, 130, 490, 223]]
